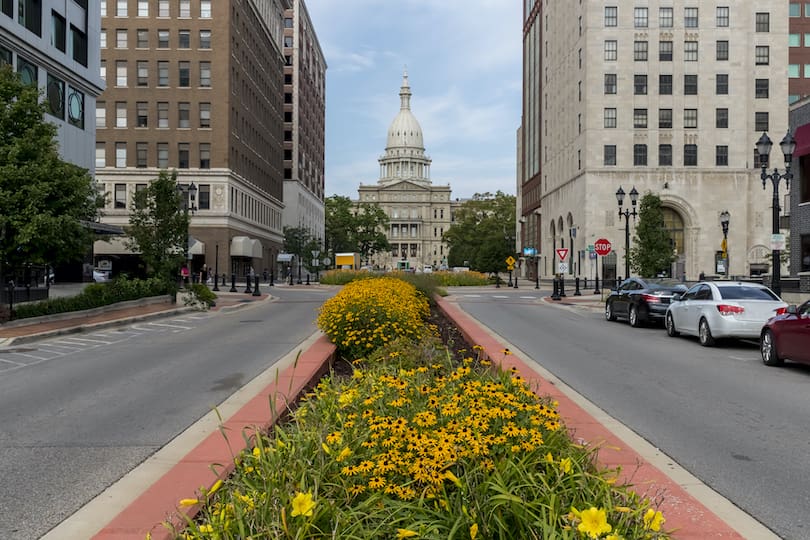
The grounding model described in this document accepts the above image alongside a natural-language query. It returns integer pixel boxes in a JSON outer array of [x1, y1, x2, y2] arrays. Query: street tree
[[125, 170, 188, 282], [324, 195, 390, 263], [353, 203, 390, 264], [324, 195, 354, 254], [629, 192, 676, 277], [0, 64, 103, 276], [444, 191, 516, 273]]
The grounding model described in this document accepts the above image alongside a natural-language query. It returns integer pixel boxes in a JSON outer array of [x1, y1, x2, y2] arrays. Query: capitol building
[[357, 71, 459, 271]]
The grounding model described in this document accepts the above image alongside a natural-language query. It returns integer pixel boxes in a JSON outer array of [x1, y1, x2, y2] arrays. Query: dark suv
[[605, 277, 687, 327]]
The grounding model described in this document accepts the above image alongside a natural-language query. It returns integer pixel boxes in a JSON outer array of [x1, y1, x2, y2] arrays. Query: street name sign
[[555, 248, 569, 261]]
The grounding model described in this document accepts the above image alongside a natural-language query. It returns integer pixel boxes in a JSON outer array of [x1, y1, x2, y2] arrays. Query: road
[[0, 287, 334, 540], [447, 287, 810, 540]]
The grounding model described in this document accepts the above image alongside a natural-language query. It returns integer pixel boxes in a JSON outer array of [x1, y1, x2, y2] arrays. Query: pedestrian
[[201, 264, 208, 284], [699, 270, 705, 281], [263, 268, 268, 282], [181, 265, 190, 285]]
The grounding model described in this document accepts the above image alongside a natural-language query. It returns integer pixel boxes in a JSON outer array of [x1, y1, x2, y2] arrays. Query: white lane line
[[55, 337, 115, 345], [146, 322, 192, 330], [520, 296, 537, 299], [0, 357, 26, 366], [8, 351, 50, 361], [492, 295, 509, 299], [729, 356, 758, 362], [461, 294, 482, 298], [47, 343, 83, 350]]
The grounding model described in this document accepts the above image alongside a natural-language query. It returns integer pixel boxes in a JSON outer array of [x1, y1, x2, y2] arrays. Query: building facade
[[520, 1, 789, 282], [357, 72, 456, 271], [789, 3, 810, 104], [94, 0, 291, 280]]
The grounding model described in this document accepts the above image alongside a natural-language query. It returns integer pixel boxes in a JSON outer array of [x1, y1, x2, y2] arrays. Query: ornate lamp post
[[719, 211, 730, 278], [615, 186, 638, 281], [756, 131, 795, 298]]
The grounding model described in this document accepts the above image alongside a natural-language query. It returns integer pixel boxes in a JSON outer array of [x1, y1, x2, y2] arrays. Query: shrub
[[432, 270, 490, 287], [318, 269, 377, 285], [183, 283, 217, 309]]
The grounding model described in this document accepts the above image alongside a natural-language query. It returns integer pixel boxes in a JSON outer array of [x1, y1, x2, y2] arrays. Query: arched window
[[662, 207, 684, 255]]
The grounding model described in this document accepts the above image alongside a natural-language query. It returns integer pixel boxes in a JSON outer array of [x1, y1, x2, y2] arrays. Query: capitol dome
[[378, 70, 431, 184], [386, 70, 424, 151]]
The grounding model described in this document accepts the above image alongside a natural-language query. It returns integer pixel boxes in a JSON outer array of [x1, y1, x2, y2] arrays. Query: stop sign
[[594, 238, 612, 256]]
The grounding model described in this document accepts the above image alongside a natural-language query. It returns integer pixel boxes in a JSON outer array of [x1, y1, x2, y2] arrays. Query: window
[[18, 0, 41, 34], [157, 143, 168, 168], [684, 145, 698, 166], [659, 144, 672, 166], [634, 7, 647, 28], [44, 74, 64, 120], [115, 143, 126, 168], [755, 112, 769, 132], [659, 109, 672, 129], [802, 235, 810, 272], [716, 74, 728, 95], [755, 12, 769, 32], [604, 108, 617, 128], [2, 0, 11, 17], [136, 143, 147, 168], [136, 101, 148, 127], [100, 60, 106, 82], [716, 40, 729, 61], [604, 6, 617, 27], [716, 146, 728, 166], [199, 29, 211, 49], [604, 145, 616, 166], [604, 40, 617, 61], [158, 0, 169, 17], [100, 1, 106, 17], [96, 101, 106, 128], [791, 64, 801, 78], [200, 0, 211, 18], [684, 109, 698, 128], [283, 36, 293, 48], [178, 102, 190, 128], [199, 102, 211, 128], [179, 61, 190, 87], [153, 61, 168, 87], [157, 29, 169, 48], [138, 0, 148, 17], [116, 0, 127, 17], [684, 74, 697, 95], [604, 73, 617, 94], [115, 101, 126, 128], [158, 102, 169, 128], [178, 143, 189, 168], [137, 29, 148, 48], [114, 183, 126, 207], [659, 74, 672, 95], [633, 144, 647, 166], [0, 46, 9, 65], [199, 143, 210, 169], [179, 29, 190, 48], [198, 185, 210, 210], [659, 41, 673, 61], [790, 4, 801, 17], [716, 7, 729, 27], [684, 7, 698, 28], [100, 28, 106, 49], [52, 11, 66, 52], [634, 74, 647, 95], [755, 79, 769, 98], [199, 61, 211, 87], [95, 143, 105, 168], [659, 7, 673, 28], [716, 108, 728, 128], [756, 46, 769, 65], [634, 41, 648, 61], [71, 25, 87, 66], [179, 0, 190, 17], [633, 108, 647, 128], [137, 61, 148, 86], [284, 17, 293, 29], [790, 34, 801, 47], [684, 41, 698, 61], [115, 60, 127, 86]]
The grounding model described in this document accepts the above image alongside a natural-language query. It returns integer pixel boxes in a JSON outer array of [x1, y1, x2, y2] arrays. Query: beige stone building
[[357, 72, 457, 271], [520, 2, 789, 282]]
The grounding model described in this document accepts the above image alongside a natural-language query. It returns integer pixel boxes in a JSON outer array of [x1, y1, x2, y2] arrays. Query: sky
[[304, 0, 524, 201]]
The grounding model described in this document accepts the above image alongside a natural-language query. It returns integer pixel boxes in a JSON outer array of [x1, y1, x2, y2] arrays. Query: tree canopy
[[0, 64, 102, 273], [324, 195, 390, 262], [283, 226, 321, 274], [443, 191, 516, 273], [629, 192, 676, 277]]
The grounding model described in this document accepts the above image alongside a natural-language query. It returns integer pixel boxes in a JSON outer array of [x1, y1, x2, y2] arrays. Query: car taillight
[[774, 307, 787, 315], [716, 304, 745, 316], [642, 294, 660, 303]]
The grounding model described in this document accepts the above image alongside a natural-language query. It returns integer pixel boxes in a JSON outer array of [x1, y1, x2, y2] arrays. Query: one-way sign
[[555, 248, 569, 261]]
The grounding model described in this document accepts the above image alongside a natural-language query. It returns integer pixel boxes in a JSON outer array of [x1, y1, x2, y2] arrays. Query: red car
[[760, 300, 810, 366]]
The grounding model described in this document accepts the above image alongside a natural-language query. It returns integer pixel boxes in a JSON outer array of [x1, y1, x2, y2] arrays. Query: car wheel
[[666, 312, 679, 337], [629, 305, 642, 327], [760, 329, 783, 366], [698, 318, 716, 347], [605, 302, 616, 321]]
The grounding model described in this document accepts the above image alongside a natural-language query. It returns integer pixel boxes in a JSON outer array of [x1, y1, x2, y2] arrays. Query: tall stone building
[[357, 72, 456, 271], [94, 0, 290, 279], [519, 2, 789, 282]]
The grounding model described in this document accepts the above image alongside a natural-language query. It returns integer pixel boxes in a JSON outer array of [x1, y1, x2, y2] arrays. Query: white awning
[[277, 253, 295, 263], [250, 238, 262, 258], [188, 237, 205, 255], [94, 237, 137, 255], [230, 236, 253, 257]]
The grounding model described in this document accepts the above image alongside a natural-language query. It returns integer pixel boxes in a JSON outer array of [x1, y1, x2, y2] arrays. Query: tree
[[629, 192, 676, 277], [323, 195, 390, 263], [353, 203, 390, 264], [0, 64, 103, 274], [124, 170, 188, 282], [324, 195, 355, 254], [443, 191, 516, 273]]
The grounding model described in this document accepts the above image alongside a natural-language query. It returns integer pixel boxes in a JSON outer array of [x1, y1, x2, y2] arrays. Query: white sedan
[[665, 281, 787, 346]]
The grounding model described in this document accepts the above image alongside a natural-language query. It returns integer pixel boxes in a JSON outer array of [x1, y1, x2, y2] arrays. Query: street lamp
[[176, 181, 197, 283], [719, 211, 730, 278], [616, 186, 638, 281], [756, 130, 795, 298]]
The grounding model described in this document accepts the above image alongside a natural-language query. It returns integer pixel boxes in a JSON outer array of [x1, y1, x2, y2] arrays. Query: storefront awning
[[188, 237, 205, 255], [94, 236, 137, 255], [250, 238, 263, 258], [793, 124, 810, 158], [277, 253, 295, 263], [230, 236, 252, 257]]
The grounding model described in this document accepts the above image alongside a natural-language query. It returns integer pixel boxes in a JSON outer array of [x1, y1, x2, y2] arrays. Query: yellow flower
[[443, 470, 462, 488], [545, 452, 554, 463], [179, 498, 199, 507], [336, 446, 352, 462], [643, 509, 665, 531], [199, 524, 213, 533], [290, 491, 316, 517], [575, 507, 612, 539], [469, 523, 479, 539], [207, 479, 222, 497], [606, 535, 624, 540], [396, 529, 418, 539], [560, 457, 572, 474]]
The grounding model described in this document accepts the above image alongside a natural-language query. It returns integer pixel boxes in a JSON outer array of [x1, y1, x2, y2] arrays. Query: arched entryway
[[662, 207, 685, 279]]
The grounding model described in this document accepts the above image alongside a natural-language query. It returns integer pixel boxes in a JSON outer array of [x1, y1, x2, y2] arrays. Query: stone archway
[[748, 244, 770, 276], [659, 194, 698, 279], [662, 207, 685, 279]]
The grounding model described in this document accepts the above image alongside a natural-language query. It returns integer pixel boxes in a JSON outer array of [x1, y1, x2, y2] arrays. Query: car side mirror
[[671, 293, 682, 302], [787, 305, 798, 315]]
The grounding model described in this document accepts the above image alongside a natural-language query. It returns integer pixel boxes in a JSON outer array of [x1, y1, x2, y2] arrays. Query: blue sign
[[522, 247, 537, 256]]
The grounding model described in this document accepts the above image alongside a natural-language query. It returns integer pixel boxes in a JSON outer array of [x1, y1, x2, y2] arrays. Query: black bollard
[[584, 277, 588, 289], [594, 275, 601, 295], [574, 277, 582, 296], [289, 272, 294, 286], [212, 271, 219, 292], [229, 273, 237, 292], [306, 274, 310, 285], [507, 271, 513, 287], [244, 275, 252, 294], [513, 273, 518, 289], [551, 277, 561, 300], [559, 274, 566, 297], [252, 276, 261, 296], [269, 270, 274, 287], [495, 273, 500, 288]]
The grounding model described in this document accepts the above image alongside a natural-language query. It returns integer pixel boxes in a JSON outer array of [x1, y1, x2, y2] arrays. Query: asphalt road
[[449, 288, 810, 540], [0, 287, 335, 540]]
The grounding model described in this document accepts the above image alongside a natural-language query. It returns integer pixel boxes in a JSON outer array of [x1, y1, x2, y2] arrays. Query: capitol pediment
[[380, 180, 430, 192]]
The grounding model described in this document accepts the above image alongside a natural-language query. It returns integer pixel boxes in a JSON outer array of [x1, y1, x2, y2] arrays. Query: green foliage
[[629, 193, 676, 278], [183, 282, 217, 309], [353, 203, 391, 263], [124, 170, 188, 282], [0, 64, 103, 271], [323, 195, 390, 264], [318, 269, 378, 285], [432, 270, 491, 286], [443, 192, 516, 273], [283, 226, 321, 274], [12, 277, 172, 319], [324, 195, 355, 254]]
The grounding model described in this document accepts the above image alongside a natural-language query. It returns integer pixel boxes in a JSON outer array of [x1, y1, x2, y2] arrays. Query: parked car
[[665, 281, 788, 346], [604, 277, 687, 327], [760, 300, 810, 366], [93, 269, 110, 282]]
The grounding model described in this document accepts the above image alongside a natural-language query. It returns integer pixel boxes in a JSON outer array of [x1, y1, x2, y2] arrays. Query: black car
[[605, 277, 687, 327]]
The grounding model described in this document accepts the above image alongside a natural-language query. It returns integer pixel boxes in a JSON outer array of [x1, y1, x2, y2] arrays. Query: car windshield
[[717, 285, 779, 301]]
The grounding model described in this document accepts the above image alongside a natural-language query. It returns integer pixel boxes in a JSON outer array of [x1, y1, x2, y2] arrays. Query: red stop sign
[[594, 238, 612, 256]]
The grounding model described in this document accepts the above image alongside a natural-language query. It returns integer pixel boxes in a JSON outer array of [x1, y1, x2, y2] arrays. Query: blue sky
[[304, 0, 523, 200]]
